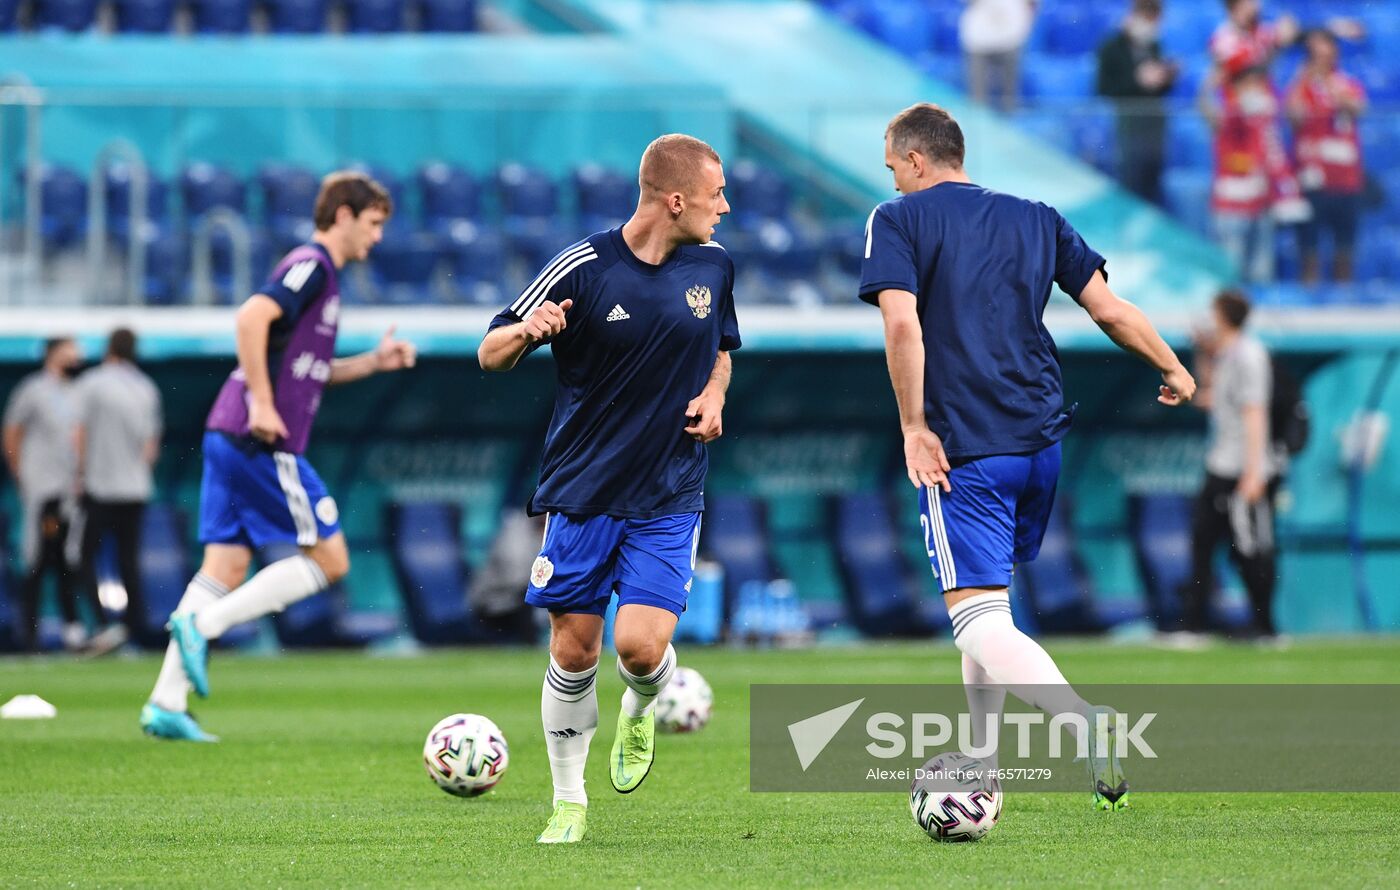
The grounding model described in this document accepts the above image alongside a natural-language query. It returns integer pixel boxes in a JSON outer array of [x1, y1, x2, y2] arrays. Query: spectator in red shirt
[[1208, 0, 1298, 103], [1209, 66, 1303, 283], [1287, 29, 1367, 283]]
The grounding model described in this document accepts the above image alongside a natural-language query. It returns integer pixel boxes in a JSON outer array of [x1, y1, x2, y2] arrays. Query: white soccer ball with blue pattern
[[655, 667, 713, 733], [423, 713, 509, 797], [909, 752, 1003, 841]]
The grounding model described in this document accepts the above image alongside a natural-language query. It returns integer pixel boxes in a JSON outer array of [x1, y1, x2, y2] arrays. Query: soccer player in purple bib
[[862, 104, 1196, 810], [479, 135, 740, 844], [140, 172, 416, 742]]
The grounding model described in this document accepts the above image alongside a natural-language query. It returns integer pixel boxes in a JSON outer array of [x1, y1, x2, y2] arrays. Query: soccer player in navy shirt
[[140, 173, 417, 742], [861, 104, 1196, 810], [479, 134, 740, 844]]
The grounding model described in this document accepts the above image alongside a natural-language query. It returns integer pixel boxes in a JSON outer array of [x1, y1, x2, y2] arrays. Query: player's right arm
[[236, 295, 289, 444], [478, 299, 574, 372], [1076, 271, 1196, 406]]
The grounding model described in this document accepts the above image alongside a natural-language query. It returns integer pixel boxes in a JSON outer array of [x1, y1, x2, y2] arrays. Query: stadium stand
[[385, 501, 484, 645], [828, 491, 941, 638]]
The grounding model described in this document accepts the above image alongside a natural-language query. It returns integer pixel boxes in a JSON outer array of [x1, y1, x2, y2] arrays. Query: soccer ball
[[909, 752, 1003, 841], [655, 667, 713, 733], [422, 713, 509, 797]]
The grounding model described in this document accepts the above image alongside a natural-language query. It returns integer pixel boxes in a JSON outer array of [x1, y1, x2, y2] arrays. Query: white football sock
[[193, 554, 328, 640], [542, 656, 598, 806], [617, 644, 676, 718], [149, 573, 230, 712], [950, 591, 1091, 745], [962, 652, 1005, 769]]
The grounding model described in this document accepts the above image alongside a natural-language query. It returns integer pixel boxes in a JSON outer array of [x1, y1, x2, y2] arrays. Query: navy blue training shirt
[[858, 182, 1106, 460], [489, 227, 742, 518]]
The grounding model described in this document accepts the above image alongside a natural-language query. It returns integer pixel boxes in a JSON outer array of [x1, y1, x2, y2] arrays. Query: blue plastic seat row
[[2, 0, 476, 33]]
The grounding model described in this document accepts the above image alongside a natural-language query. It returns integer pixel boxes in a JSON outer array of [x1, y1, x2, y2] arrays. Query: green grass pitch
[[3, 640, 1398, 888]]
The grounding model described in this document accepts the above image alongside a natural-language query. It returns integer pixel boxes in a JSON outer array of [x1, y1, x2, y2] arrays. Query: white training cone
[[1, 695, 57, 719]]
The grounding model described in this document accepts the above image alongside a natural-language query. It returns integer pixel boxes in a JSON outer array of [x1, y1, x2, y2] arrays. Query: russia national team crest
[[531, 555, 555, 589], [685, 284, 712, 319]]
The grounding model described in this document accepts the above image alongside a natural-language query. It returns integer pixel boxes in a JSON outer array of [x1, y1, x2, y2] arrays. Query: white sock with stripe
[[949, 591, 1091, 741], [193, 555, 328, 640], [961, 652, 1005, 769], [617, 644, 676, 718], [542, 657, 598, 806], [149, 573, 230, 712]]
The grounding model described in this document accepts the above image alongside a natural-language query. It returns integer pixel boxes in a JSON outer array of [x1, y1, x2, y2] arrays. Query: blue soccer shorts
[[198, 431, 341, 549], [917, 441, 1061, 593], [525, 511, 702, 618]]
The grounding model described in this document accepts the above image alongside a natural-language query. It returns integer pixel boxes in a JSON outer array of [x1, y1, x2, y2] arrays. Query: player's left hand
[[905, 428, 951, 492], [375, 325, 418, 372], [684, 390, 725, 444]]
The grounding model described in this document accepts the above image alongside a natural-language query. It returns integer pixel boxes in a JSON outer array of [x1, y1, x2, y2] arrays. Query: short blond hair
[[639, 134, 722, 196]]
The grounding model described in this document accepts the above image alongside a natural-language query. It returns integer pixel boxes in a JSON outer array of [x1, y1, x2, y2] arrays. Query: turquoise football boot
[[140, 703, 218, 742], [168, 613, 210, 699]]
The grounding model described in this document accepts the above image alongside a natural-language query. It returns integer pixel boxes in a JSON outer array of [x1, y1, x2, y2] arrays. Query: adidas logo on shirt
[[606, 304, 630, 322]]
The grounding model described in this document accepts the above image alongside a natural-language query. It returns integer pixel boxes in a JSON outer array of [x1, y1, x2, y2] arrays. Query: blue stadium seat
[[829, 491, 939, 638], [927, 0, 961, 54], [573, 164, 634, 231], [699, 494, 779, 622], [1127, 493, 1194, 632], [371, 224, 441, 304], [917, 53, 964, 89], [1042, 2, 1114, 55], [385, 502, 484, 644], [1022, 52, 1095, 102], [113, 0, 176, 32], [824, 221, 866, 279], [206, 227, 272, 304], [861, 0, 937, 59], [1166, 114, 1214, 170], [190, 0, 252, 33], [1071, 103, 1116, 173], [105, 164, 169, 243], [180, 162, 246, 219], [1360, 117, 1400, 176], [34, 0, 99, 31], [0, 0, 18, 30], [1159, 3, 1219, 57], [1354, 58, 1400, 102], [0, 513, 20, 651], [416, 0, 476, 32], [1012, 110, 1077, 155], [258, 163, 318, 241], [344, 162, 403, 211], [439, 219, 506, 305], [264, 0, 327, 33], [133, 506, 257, 649], [135, 223, 188, 305], [1162, 168, 1213, 236], [23, 164, 87, 252], [1274, 226, 1301, 283], [496, 163, 557, 219], [752, 219, 822, 283], [1377, 169, 1400, 226], [259, 542, 390, 647], [418, 161, 480, 225], [344, 0, 403, 32], [727, 159, 790, 229], [1017, 497, 1101, 633]]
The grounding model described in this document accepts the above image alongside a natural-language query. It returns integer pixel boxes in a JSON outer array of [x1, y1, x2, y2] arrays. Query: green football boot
[[536, 801, 587, 844], [609, 710, 656, 794], [1085, 705, 1130, 811]]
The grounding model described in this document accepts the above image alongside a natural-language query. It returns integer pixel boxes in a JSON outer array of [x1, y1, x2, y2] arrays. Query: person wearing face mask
[[1287, 29, 1367, 284], [2, 336, 101, 652], [1207, 65, 1304, 283], [1096, 0, 1178, 205]]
